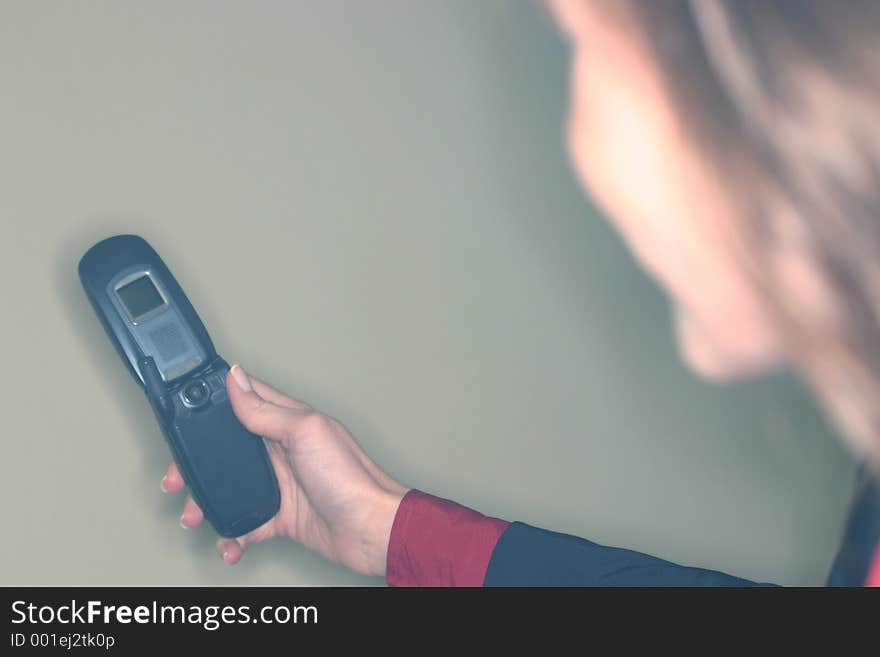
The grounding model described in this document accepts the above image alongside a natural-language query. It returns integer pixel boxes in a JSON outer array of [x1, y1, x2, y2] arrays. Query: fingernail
[[230, 364, 252, 392], [179, 516, 188, 529], [160, 476, 168, 493], [222, 551, 230, 563]]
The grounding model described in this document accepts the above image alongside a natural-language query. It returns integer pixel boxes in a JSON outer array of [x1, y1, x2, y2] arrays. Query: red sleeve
[[866, 542, 880, 587], [385, 489, 510, 587]]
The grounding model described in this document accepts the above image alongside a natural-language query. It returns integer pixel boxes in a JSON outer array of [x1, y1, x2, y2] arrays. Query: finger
[[180, 496, 204, 529], [216, 537, 245, 565], [227, 365, 306, 442], [161, 461, 185, 494], [264, 439, 291, 481], [248, 375, 312, 411]]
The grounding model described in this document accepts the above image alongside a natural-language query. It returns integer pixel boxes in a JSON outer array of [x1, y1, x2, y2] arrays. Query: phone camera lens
[[181, 379, 210, 407]]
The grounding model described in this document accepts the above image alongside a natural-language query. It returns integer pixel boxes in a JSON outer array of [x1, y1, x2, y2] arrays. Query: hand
[[160, 365, 409, 577]]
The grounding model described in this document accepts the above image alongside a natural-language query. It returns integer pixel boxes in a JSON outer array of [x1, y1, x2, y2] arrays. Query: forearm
[[485, 522, 774, 586], [385, 490, 775, 587]]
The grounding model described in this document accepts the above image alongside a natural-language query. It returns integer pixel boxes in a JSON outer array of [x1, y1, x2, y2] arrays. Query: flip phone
[[79, 234, 280, 538]]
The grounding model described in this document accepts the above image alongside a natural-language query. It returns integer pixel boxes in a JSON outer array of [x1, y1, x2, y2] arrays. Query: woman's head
[[548, 0, 880, 463]]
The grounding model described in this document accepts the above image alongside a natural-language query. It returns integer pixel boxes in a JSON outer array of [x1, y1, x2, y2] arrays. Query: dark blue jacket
[[484, 467, 879, 586]]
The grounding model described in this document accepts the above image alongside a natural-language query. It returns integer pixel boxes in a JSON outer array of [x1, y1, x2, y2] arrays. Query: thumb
[[226, 364, 299, 442]]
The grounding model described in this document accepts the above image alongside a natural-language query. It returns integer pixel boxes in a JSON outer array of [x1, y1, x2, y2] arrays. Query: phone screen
[[116, 274, 165, 321]]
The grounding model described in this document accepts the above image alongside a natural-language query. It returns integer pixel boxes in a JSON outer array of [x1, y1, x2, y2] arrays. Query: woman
[[161, 0, 880, 585]]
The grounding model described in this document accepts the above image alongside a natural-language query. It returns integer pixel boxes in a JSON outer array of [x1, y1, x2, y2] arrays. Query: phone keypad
[[207, 371, 228, 403]]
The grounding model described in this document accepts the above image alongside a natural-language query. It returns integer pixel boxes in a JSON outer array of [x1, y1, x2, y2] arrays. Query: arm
[[485, 521, 772, 586], [386, 490, 774, 587], [163, 365, 773, 586]]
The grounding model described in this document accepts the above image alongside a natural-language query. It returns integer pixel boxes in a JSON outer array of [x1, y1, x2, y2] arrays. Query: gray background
[[0, 1, 857, 586]]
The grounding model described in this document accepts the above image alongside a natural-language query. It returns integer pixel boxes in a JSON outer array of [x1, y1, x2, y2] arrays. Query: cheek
[[565, 50, 785, 378], [566, 50, 694, 283]]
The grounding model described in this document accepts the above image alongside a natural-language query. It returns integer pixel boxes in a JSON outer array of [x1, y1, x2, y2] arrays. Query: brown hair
[[599, 1, 880, 465]]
